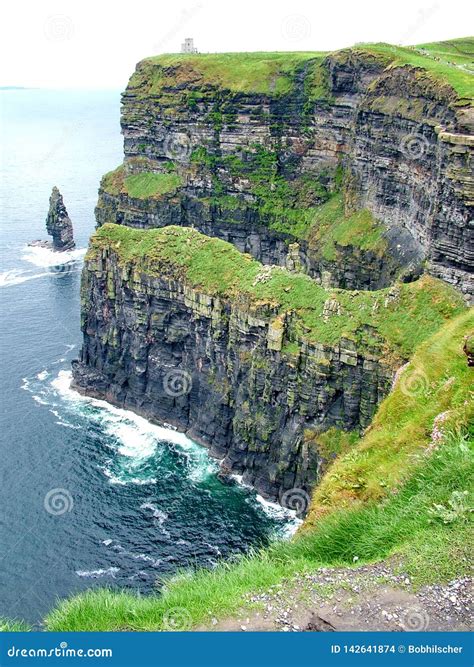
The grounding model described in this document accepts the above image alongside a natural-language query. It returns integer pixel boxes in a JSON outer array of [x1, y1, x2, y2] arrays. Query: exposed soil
[[197, 560, 473, 632]]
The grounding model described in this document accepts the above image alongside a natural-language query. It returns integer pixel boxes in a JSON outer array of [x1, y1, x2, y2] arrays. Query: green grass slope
[[127, 38, 473, 101], [417, 37, 474, 68], [44, 310, 473, 631], [0, 618, 31, 632], [354, 41, 474, 99]]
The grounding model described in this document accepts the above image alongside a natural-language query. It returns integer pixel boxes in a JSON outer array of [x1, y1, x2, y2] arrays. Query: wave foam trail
[[76, 567, 120, 579], [140, 502, 170, 537], [0, 268, 51, 287]]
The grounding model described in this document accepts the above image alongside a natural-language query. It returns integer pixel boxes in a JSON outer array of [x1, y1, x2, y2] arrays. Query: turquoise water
[[0, 90, 296, 626]]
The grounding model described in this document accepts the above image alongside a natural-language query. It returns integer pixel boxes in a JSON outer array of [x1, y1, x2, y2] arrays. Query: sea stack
[[46, 186, 75, 251]]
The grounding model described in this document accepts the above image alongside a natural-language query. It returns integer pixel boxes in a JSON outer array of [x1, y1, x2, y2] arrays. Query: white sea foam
[[21, 245, 86, 268], [76, 567, 120, 578], [140, 502, 168, 522], [204, 542, 222, 556], [51, 370, 218, 486], [32, 395, 48, 406], [101, 540, 162, 567], [49, 370, 298, 533], [100, 466, 157, 486], [106, 421, 157, 460]]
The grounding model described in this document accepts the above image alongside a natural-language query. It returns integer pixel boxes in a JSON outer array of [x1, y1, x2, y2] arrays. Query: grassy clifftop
[[88, 223, 465, 360], [126, 37, 474, 101], [127, 51, 326, 97]]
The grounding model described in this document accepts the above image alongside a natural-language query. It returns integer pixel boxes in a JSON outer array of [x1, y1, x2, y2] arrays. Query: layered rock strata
[[72, 224, 465, 500], [95, 48, 473, 299]]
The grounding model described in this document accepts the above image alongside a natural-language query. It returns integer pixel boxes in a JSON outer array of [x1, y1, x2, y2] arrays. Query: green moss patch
[[100, 165, 182, 199], [124, 172, 182, 198], [306, 193, 386, 260]]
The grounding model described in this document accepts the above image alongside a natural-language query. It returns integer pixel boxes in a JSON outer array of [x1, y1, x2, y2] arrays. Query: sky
[[0, 0, 472, 89]]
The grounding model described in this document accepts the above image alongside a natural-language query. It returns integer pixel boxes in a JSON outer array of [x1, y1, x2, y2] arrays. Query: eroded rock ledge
[[96, 47, 473, 300], [72, 224, 465, 500]]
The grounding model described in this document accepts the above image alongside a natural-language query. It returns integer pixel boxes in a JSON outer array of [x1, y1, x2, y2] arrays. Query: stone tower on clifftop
[[181, 38, 198, 53], [46, 186, 75, 251]]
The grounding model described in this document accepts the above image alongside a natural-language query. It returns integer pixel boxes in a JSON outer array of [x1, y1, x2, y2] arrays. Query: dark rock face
[[72, 247, 395, 501], [95, 191, 422, 291], [464, 334, 474, 366], [46, 187, 75, 251], [95, 50, 473, 300]]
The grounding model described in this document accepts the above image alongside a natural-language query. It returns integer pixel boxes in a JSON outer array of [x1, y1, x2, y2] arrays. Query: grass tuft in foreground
[[0, 618, 31, 632]]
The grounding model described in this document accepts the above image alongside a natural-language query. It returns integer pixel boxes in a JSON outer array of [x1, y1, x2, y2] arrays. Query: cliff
[[74, 39, 472, 500], [95, 40, 473, 300], [72, 223, 465, 500]]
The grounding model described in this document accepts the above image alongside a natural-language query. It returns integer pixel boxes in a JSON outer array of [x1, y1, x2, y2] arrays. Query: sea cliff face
[[72, 224, 465, 500], [75, 43, 472, 502], [95, 47, 473, 299]]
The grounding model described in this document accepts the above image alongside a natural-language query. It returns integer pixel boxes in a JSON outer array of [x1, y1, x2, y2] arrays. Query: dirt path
[[197, 561, 473, 632]]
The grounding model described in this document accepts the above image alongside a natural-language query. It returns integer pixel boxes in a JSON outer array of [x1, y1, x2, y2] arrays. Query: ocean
[[0, 89, 296, 626]]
